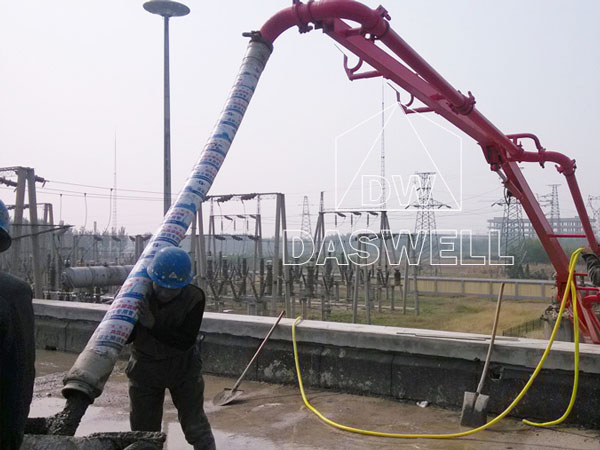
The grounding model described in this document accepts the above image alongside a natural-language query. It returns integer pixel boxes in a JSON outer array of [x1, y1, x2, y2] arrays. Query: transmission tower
[[300, 195, 312, 237], [410, 172, 450, 270], [588, 195, 600, 236], [538, 184, 561, 233], [492, 195, 525, 256]]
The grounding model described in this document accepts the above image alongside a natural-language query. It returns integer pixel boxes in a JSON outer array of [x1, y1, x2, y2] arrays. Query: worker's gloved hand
[[137, 300, 155, 329], [582, 246, 594, 255]]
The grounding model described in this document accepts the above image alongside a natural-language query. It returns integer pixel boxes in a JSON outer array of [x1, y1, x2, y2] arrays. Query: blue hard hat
[[0, 200, 11, 252], [147, 246, 193, 289]]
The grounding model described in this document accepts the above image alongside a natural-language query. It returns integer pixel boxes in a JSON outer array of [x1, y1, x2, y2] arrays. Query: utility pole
[[93, 221, 98, 263], [313, 191, 325, 252], [379, 82, 391, 270], [380, 79, 386, 210], [143, 0, 190, 215], [113, 132, 118, 232], [10, 168, 26, 275], [26, 169, 43, 298]]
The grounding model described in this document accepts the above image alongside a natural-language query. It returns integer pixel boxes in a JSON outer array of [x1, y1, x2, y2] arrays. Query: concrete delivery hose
[[54, 34, 273, 435], [291, 248, 584, 438]]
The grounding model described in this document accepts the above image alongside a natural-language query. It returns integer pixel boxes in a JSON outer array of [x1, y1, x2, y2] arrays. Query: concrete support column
[[27, 168, 43, 298], [10, 168, 26, 275]]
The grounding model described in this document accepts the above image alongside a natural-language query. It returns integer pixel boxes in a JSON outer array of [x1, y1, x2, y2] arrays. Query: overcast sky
[[1, 0, 599, 237]]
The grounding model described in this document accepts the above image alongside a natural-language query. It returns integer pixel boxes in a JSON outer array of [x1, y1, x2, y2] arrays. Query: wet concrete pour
[[29, 350, 599, 449]]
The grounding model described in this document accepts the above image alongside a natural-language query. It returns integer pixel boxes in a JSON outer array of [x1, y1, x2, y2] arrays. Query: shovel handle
[[476, 282, 505, 395], [231, 310, 286, 392]]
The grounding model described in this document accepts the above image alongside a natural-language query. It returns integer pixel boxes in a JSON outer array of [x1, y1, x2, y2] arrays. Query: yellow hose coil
[[291, 248, 584, 438]]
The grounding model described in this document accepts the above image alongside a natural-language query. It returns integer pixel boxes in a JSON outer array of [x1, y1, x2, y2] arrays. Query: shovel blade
[[213, 388, 245, 406], [460, 391, 490, 428]]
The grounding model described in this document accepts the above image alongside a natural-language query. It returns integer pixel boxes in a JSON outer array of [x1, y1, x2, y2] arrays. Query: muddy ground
[[29, 350, 600, 449]]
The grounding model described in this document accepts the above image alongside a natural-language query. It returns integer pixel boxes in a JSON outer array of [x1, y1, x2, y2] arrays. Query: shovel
[[213, 310, 286, 406], [460, 282, 505, 427]]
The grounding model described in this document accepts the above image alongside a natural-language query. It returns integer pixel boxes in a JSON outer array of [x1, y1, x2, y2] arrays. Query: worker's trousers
[[0, 273, 35, 450], [127, 348, 216, 450]]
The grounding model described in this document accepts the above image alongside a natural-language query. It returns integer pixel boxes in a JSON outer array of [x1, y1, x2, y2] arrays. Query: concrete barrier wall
[[33, 300, 600, 428], [408, 277, 554, 300]]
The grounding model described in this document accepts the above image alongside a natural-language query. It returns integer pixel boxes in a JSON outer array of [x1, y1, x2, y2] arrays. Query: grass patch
[[306, 295, 548, 335], [210, 293, 550, 336]]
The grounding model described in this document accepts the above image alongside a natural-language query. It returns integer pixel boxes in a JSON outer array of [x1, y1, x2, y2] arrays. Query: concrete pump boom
[[58, 0, 600, 436], [260, 0, 600, 342]]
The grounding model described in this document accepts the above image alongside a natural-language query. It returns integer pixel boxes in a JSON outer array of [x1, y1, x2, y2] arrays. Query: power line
[[45, 179, 164, 195], [0, 185, 164, 202]]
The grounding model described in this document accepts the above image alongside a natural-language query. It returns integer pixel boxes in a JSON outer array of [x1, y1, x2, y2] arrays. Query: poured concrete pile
[[21, 432, 165, 450]]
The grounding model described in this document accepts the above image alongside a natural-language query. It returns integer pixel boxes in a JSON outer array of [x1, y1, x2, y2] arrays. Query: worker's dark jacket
[[128, 284, 205, 361], [0, 272, 35, 450], [583, 252, 600, 286], [126, 284, 215, 449]]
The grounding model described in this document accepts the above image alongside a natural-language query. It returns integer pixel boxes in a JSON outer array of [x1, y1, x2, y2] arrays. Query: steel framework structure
[[409, 171, 450, 269], [492, 195, 526, 257], [538, 184, 561, 234], [300, 195, 312, 237], [588, 196, 600, 237], [200, 192, 288, 314]]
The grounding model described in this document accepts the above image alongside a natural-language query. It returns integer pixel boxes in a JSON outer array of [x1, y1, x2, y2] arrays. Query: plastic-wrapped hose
[[291, 248, 584, 438], [62, 34, 273, 402]]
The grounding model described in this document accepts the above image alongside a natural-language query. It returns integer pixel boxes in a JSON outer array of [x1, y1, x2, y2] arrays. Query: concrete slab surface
[[29, 350, 599, 450]]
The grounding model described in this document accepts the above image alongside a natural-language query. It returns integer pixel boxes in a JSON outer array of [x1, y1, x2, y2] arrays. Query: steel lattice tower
[[301, 195, 312, 237], [493, 196, 525, 256], [539, 184, 561, 233], [410, 172, 449, 268], [588, 195, 600, 236]]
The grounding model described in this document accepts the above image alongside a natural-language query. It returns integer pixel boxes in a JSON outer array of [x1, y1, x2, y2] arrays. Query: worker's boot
[[193, 439, 216, 450]]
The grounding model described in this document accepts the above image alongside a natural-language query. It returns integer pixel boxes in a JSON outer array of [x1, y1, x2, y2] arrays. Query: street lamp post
[[143, 0, 190, 215]]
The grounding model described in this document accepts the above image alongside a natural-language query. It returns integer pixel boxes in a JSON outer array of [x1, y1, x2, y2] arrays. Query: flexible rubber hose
[[522, 247, 583, 426], [62, 37, 273, 401], [291, 248, 583, 438]]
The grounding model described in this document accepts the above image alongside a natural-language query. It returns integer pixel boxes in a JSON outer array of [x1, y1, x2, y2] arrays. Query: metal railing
[[502, 318, 545, 337]]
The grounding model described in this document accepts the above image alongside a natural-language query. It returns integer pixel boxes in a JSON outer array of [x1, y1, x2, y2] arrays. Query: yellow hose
[[291, 248, 584, 438], [522, 247, 582, 427]]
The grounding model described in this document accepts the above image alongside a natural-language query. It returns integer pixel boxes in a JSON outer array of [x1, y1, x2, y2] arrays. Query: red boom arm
[[259, 0, 600, 342]]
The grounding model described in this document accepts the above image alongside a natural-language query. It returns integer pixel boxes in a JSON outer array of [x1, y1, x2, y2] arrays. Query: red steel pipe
[[258, 0, 599, 341], [262, 0, 599, 255], [260, 0, 388, 43]]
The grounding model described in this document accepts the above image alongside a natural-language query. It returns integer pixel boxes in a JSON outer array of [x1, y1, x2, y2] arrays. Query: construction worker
[[0, 199, 36, 450], [126, 246, 216, 450], [582, 247, 600, 286]]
